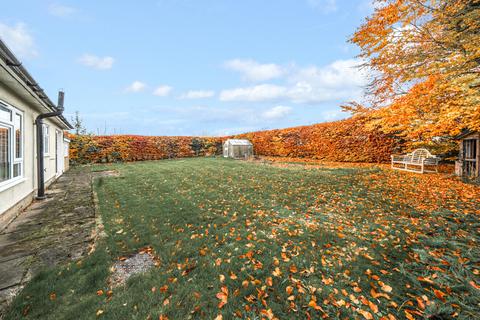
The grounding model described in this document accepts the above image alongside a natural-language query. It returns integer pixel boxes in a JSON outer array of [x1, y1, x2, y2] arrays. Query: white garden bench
[[391, 148, 439, 174]]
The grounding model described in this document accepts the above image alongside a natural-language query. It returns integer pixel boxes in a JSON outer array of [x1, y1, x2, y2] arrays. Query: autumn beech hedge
[[69, 116, 402, 164], [233, 116, 403, 162], [68, 135, 224, 164]]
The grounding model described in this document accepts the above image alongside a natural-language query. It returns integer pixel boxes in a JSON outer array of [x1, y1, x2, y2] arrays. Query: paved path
[[0, 167, 95, 317]]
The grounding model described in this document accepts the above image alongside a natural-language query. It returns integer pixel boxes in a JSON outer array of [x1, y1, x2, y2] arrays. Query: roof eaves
[[0, 39, 73, 130], [454, 130, 476, 140]]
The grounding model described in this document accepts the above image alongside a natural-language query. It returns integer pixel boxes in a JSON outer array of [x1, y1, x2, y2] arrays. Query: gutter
[[0, 39, 72, 129], [35, 91, 65, 200], [0, 38, 72, 199]]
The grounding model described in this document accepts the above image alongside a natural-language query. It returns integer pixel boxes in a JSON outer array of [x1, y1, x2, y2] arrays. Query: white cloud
[[148, 105, 260, 129], [149, 104, 270, 122], [321, 109, 344, 121], [262, 106, 292, 120], [219, 84, 287, 102], [125, 81, 147, 93], [139, 104, 295, 135], [0, 22, 37, 59], [219, 59, 369, 104], [291, 59, 367, 88], [179, 90, 215, 99], [357, 0, 386, 13], [224, 59, 285, 82], [78, 54, 115, 70], [211, 126, 261, 137], [307, 0, 337, 13], [48, 3, 76, 17], [287, 59, 369, 103], [153, 85, 173, 96]]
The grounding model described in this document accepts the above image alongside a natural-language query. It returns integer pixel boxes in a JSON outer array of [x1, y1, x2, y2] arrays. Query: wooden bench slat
[[391, 148, 439, 174]]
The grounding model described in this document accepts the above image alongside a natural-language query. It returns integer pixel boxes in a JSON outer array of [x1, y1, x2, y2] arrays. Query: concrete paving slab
[[0, 167, 96, 318]]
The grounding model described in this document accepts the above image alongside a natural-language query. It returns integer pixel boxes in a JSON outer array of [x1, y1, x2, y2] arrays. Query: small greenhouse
[[223, 139, 254, 159]]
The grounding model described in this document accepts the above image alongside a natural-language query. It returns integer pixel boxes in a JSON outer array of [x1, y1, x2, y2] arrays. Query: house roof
[[454, 130, 478, 140], [0, 39, 73, 129], [224, 139, 253, 146]]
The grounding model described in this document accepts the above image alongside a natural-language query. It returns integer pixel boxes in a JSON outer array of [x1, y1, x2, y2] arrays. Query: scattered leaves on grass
[[11, 159, 479, 319], [216, 286, 228, 308]]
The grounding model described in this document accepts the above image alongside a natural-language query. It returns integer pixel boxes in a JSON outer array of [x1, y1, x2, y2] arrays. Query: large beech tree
[[347, 0, 479, 148]]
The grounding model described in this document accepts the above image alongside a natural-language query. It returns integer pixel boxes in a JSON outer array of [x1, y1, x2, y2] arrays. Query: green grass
[[5, 158, 480, 319]]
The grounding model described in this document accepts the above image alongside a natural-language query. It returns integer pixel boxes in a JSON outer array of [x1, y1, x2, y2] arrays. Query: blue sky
[[0, 0, 375, 136]]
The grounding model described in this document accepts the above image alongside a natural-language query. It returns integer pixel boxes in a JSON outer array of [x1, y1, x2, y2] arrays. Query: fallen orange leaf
[[433, 289, 447, 302]]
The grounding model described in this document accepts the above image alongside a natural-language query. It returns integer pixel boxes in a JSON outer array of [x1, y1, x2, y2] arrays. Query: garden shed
[[223, 139, 253, 159], [455, 130, 479, 179]]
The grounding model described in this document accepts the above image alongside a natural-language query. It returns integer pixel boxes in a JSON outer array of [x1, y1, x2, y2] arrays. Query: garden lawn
[[5, 158, 480, 319]]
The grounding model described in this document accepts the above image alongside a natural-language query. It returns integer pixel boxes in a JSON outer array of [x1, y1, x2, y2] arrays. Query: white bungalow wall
[[0, 82, 67, 219]]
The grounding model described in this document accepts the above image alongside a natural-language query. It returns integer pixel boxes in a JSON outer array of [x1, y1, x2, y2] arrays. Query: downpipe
[[35, 91, 65, 200]]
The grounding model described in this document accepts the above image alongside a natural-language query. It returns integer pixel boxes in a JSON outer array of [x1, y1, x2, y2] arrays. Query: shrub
[[69, 116, 402, 164], [235, 115, 402, 162], [69, 135, 224, 164]]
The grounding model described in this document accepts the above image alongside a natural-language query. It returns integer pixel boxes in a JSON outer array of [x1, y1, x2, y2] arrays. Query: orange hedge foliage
[[69, 135, 223, 164], [69, 116, 402, 164], [234, 115, 402, 162]]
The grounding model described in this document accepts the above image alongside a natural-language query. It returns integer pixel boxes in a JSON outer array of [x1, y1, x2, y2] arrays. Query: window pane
[[44, 125, 49, 154], [0, 104, 11, 122], [15, 113, 22, 158], [0, 126, 10, 182], [13, 163, 21, 178], [464, 140, 477, 159]]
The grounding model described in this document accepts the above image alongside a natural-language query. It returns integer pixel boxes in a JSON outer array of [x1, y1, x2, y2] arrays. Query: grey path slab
[[0, 167, 96, 318], [0, 256, 30, 290]]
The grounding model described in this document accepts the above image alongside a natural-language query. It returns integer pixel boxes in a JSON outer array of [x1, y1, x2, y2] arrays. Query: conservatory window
[[0, 101, 24, 186]]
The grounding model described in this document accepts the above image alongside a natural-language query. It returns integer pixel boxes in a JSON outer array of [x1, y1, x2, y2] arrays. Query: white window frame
[[0, 100, 24, 189], [43, 123, 50, 156], [63, 140, 70, 157], [0, 122, 13, 184], [13, 112, 23, 178]]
